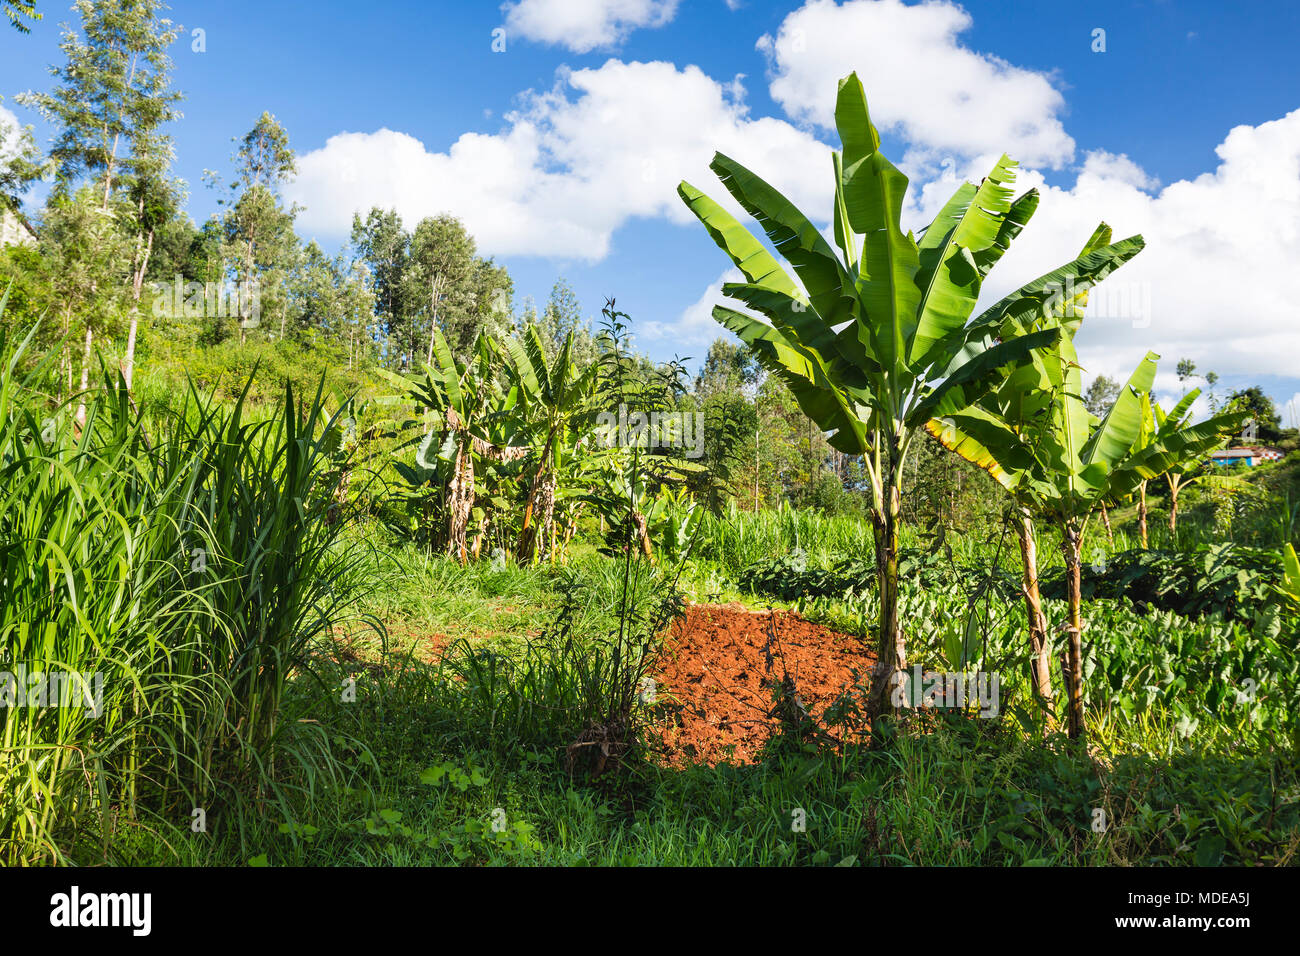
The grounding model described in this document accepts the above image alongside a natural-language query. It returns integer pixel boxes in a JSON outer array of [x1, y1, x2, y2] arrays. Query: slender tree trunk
[[122, 227, 155, 390], [60, 305, 73, 402], [1016, 507, 1054, 723], [1100, 502, 1114, 546], [1061, 522, 1086, 742], [240, 239, 255, 346], [867, 468, 906, 722], [101, 140, 118, 211], [75, 325, 94, 428], [100, 52, 135, 213], [1137, 481, 1149, 548], [425, 272, 442, 368]]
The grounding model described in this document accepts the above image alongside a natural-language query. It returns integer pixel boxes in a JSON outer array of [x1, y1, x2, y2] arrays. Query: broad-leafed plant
[[926, 222, 1146, 722], [679, 72, 1059, 716], [381, 330, 527, 561], [1144, 389, 1251, 540], [931, 306, 1246, 740], [500, 325, 596, 565]]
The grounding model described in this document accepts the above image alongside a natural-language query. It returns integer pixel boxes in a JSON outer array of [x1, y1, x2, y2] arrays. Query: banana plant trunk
[[443, 409, 528, 564], [538, 473, 558, 562], [1168, 477, 1180, 537], [1060, 522, 1086, 742], [1100, 503, 1114, 546], [516, 435, 557, 565], [1015, 507, 1054, 722], [867, 468, 906, 722], [445, 437, 475, 564], [632, 510, 655, 562], [563, 504, 583, 552], [470, 515, 487, 561], [517, 429, 559, 567], [1137, 480, 1149, 548]]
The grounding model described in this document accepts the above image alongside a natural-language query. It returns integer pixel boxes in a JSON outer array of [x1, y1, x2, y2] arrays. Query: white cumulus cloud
[[757, 0, 1075, 169], [502, 0, 680, 53], [963, 109, 1300, 384], [287, 60, 830, 261], [288, 0, 1300, 394], [666, 108, 1300, 387]]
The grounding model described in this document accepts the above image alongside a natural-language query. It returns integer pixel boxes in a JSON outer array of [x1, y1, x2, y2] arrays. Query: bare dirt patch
[[649, 603, 876, 766]]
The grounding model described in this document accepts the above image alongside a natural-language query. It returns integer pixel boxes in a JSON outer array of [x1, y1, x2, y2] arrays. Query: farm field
[[1, 0, 1299, 897]]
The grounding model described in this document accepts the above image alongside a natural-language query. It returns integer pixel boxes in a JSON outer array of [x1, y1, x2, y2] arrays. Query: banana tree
[[1130, 389, 1251, 546], [583, 441, 705, 563], [1132, 396, 1156, 547], [929, 222, 1146, 717], [932, 339, 1246, 740], [679, 72, 1060, 717], [385, 330, 528, 561], [1148, 389, 1249, 538], [501, 325, 596, 565]]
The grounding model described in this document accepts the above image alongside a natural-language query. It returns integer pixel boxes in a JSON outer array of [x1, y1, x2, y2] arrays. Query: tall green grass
[[691, 500, 875, 572], [0, 313, 373, 864]]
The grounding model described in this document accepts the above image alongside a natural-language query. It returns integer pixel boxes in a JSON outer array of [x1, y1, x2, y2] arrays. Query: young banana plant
[[1148, 389, 1251, 539], [932, 323, 1246, 740], [382, 330, 528, 562], [500, 324, 597, 565], [928, 222, 1146, 722], [679, 72, 1061, 718]]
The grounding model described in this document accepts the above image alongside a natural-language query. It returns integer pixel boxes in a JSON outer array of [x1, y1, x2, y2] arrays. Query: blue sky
[[2, 0, 1299, 420]]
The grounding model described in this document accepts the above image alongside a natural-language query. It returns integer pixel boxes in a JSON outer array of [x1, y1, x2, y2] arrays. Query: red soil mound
[[649, 604, 876, 766]]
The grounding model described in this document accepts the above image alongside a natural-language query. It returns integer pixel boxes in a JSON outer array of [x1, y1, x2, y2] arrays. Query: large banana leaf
[[972, 189, 1040, 276], [708, 152, 851, 321], [910, 326, 1061, 424], [713, 304, 871, 453], [911, 154, 1019, 364], [924, 405, 1035, 491], [676, 181, 804, 300], [1108, 410, 1249, 498], [835, 73, 921, 372], [1080, 350, 1158, 473], [976, 235, 1146, 338]]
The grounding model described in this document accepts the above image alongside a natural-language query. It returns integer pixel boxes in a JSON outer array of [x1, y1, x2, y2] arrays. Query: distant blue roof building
[[1209, 446, 1284, 467]]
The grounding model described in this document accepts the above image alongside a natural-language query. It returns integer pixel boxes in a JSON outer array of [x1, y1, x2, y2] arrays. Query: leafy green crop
[[1042, 543, 1285, 624]]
